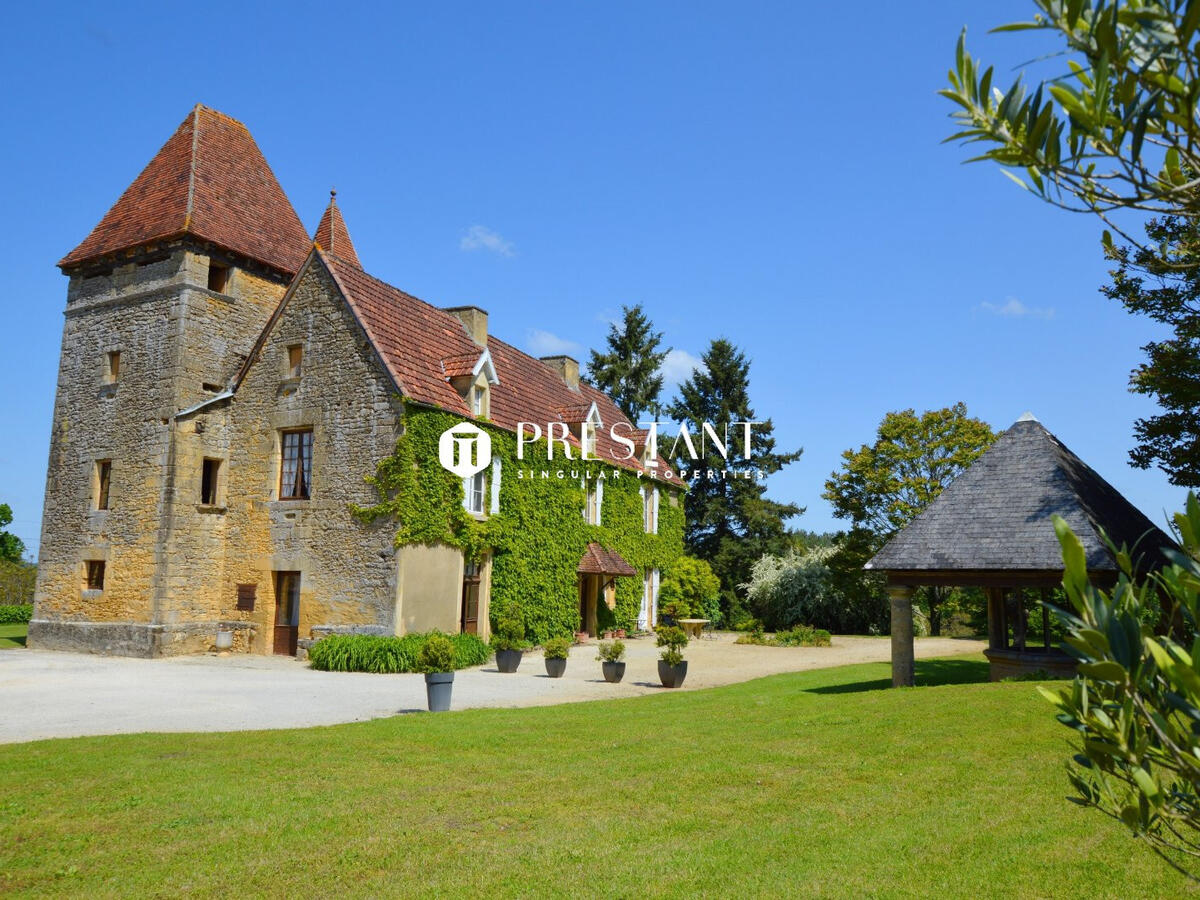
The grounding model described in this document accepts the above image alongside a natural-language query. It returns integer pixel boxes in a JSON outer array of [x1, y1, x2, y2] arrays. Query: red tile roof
[[441, 352, 481, 378], [318, 251, 670, 480], [577, 543, 638, 577], [313, 191, 362, 268], [60, 105, 310, 276]]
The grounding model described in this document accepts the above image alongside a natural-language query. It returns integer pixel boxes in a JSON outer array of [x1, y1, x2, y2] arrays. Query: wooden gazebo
[[867, 413, 1178, 685]]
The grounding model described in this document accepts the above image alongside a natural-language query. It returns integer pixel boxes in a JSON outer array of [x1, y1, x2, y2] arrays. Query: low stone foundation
[[984, 647, 1078, 682], [28, 619, 258, 658]]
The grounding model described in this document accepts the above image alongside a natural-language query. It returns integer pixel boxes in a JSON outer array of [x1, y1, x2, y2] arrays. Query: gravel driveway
[[0, 634, 985, 744]]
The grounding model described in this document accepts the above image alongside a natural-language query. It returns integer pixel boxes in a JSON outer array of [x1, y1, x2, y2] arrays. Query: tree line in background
[[0, 503, 35, 605], [587, 310, 1000, 637]]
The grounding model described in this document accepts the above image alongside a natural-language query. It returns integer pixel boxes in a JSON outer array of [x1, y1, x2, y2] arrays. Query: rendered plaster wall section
[[219, 261, 403, 653], [30, 248, 287, 655], [396, 543, 480, 635]]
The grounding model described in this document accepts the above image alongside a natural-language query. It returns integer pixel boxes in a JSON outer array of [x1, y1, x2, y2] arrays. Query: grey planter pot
[[425, 671, 454, 712], [658, 659, 688, 688], [601, 661, 626, 683], [545, 657, 567, 678], [496, 649, 523, 673]]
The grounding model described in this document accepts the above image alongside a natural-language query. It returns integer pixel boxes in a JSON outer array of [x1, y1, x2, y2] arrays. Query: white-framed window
[[489, 457, 502, 514], [472, 384, 488, 417], [464, 470, 487, 515], [582, 479, 603, 525], [639, 568, 659, 630], [642, 486, 659, 534]]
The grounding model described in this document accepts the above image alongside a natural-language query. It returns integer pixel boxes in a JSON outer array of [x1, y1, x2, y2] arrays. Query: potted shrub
[[543, 636, 571, 678], [656, 625, 689, 688], [596, 640, 626, 683], [492, 610, 527, 673], [418, 631, 456, 712]]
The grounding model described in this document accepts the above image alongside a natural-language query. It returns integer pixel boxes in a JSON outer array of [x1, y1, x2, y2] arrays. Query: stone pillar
[[889, 585, 915, 688]]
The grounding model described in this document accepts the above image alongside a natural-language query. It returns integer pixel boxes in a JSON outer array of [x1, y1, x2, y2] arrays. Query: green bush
[[542, 636, 572, 659], [596, 640, 625, 663], [735, 624, 831, 647], [491, 609, 528, 652], [309, 632, 490, 674], [0, 604, 32, 625], [416, 632, 456, 674], [656, 625, 688, 666]]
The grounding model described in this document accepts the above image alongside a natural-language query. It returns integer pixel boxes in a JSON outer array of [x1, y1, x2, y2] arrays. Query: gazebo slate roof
[[867, 414, 1178, 580]]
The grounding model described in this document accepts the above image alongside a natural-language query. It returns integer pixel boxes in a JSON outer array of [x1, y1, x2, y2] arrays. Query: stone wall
[[218, 258, 405, 653], [31, 247, 289, 655]]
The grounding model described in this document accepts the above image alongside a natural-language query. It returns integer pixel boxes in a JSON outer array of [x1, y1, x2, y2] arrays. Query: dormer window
[[472, 384, 489, 418]]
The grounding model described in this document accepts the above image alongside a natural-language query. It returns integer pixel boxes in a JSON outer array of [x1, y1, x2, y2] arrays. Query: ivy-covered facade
[[358, 406, 684, 644]]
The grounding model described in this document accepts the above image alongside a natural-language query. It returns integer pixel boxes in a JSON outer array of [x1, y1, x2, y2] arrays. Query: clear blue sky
[[0, 1, 1185, 556]]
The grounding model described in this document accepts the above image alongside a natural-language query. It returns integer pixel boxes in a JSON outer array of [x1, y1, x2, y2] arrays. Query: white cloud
[[460, 225, 514, 257], [526, 329, 583, 358], [660, 348, 703, 385], [980, 296, 1055, 320]]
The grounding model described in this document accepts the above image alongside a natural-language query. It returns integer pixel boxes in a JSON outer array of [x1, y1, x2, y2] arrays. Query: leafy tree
[[586, 304, 669, 422], [823, 404, 996, 634], [665, 339, 803, 620], [0, 504, 25, 563], [0, 559, 36, 605], [1103, 214, 1200, 485], [658, 556, 722, 625], [942, 1, 1200, 245], [1042, 492, 1200, 879]]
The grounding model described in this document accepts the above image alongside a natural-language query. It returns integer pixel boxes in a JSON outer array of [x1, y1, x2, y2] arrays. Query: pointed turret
[[59, 104, 311, 276], [313, 190, 362, 268]]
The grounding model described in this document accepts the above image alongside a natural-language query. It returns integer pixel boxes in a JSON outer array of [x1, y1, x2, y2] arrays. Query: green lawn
[[0, 654, 1192, 898], [0, 623, 27, 648]]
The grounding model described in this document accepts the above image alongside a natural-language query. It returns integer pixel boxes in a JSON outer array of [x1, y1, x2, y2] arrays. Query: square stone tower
[[32, 105, 312, 655]]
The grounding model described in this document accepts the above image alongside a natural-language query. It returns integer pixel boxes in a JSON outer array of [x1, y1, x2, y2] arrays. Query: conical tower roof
[[868, 416, 1178, 578], [59, 104, 310, 276], [313, 190, 361, 268]]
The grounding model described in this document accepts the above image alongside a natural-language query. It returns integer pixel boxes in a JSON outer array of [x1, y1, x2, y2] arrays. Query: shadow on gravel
[[803, 658, 990, 695]]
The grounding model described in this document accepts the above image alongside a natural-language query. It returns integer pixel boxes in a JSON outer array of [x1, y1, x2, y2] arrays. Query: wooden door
[[274, 571, 300, 655], [461, 561, 481, 634]]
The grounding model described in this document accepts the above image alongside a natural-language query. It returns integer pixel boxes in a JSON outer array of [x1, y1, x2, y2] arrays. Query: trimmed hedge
[[735, 623, 832, 648], [308, 632, 490, 674], [0, 604, 32, 625]]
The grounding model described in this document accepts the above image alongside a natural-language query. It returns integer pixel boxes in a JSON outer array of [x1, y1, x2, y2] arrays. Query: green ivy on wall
[[353, 404, 684, 644]]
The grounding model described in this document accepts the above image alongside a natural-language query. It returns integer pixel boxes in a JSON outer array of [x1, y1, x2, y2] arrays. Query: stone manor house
[[31, 104, 682, 657]]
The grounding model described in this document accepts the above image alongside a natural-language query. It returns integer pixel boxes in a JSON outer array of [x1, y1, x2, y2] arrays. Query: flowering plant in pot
[[596, 640, 626, 683], [543, 636, 571, 678], [491, 610, 527, 673], [656, 625, 689, 688], [418, 632, 456, 712]]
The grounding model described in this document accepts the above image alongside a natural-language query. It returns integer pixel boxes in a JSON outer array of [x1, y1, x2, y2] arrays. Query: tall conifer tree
[[664, 339, 802, 619], [586, 305, 669, 422]]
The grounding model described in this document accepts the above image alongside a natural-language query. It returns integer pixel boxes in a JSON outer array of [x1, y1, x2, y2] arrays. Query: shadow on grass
[[804, 657, 990, 695]]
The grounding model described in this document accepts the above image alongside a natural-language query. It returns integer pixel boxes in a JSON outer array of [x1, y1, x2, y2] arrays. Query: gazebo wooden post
[[888, 585, 915, 687], [985, 587, 1005, 650]]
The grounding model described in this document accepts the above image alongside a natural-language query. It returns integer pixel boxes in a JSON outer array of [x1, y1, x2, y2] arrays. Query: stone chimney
[[540, 355, 580, 391], [444, 305, 488, 347]]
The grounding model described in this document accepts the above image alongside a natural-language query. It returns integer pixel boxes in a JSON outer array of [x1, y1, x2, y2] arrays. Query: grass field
[[0, 623, 27, 648], [0, 654, 1192, 898]]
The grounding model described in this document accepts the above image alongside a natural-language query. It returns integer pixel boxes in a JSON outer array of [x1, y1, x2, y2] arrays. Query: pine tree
[[586, 305, 669, 422], [664, 339, 802, 620]]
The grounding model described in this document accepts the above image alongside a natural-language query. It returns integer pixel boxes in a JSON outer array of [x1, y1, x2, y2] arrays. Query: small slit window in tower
[[201, 458, 221, 506], [96, 460, 112, 510], [104, 351, 121, 383], [208, 262, 229, 293], [85, 560, 106, 590], [287, 345, 303, 379]]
